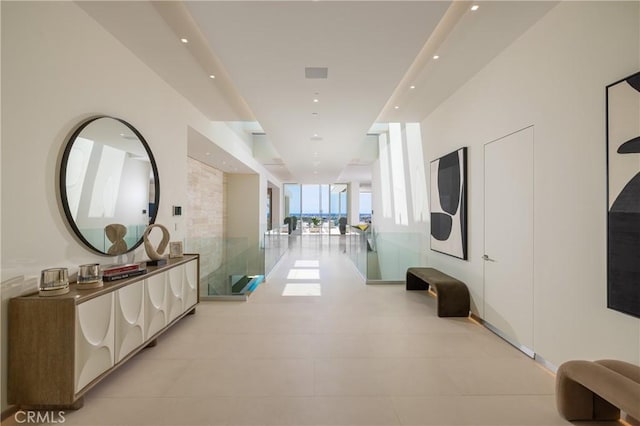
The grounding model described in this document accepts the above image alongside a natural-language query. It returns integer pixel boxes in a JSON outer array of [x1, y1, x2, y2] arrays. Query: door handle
[[482, 254, 496, 262]]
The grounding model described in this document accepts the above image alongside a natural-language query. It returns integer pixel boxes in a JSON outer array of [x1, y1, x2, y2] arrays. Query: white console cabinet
[[8, 254, 199, 409]]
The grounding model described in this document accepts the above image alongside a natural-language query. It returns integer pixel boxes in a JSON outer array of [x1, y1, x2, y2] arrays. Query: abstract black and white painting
[[607, 71, 640, 318], [430, 147, 467, 259]]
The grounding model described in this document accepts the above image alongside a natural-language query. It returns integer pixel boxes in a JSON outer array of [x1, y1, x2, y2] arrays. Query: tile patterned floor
[[4, 236, 584, 425]]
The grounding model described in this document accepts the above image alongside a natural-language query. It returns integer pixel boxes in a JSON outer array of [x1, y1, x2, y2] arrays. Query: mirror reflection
[[60, 116, 159, 255]]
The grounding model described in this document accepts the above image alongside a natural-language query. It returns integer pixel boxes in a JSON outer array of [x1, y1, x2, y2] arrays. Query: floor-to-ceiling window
[[266, 187, 272, 231], [283, 183, 301, 233], [359, 191, 372, 223], [301, 184, 330, 233], [284, 183, 349, 235], [330, 184, 348, 234], [301, 184, 320, 233]]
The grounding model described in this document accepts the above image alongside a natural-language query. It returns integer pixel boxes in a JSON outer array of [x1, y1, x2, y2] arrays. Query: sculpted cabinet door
[[115, 281, 145, 362], [167, 265, 185, 322], [184, 259, 198, 309], [145, 273, 168, 338], [75, 293, 115, 393]]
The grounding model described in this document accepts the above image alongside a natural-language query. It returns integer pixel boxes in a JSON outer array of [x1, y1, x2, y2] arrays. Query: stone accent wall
[[187, 157, 226, 278]]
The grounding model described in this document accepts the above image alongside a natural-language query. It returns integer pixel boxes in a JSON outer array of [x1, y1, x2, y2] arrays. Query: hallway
[[53, 236, 569, 425]]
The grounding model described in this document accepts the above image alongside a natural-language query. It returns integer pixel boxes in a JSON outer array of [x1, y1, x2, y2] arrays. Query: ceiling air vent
[[305, 67, 328, 79]]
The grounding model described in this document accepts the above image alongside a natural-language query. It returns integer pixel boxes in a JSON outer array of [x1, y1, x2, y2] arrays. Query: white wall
[[0, 1, 278, 412], [226, 174, 261, 248], [372, 127, 430, 236], [0, 0, 281, 286], [371, 125, 430, 280], [421, 1, 639, 366]]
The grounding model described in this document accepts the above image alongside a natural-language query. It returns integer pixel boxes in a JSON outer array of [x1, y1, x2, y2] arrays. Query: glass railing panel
[[368, 231, 425, 281], [185, 231, 289, 298], [344, 226, 426, 283], [185, 236, 267, 298], [263, 230, 288, 276], [345, 225, 369, 278]]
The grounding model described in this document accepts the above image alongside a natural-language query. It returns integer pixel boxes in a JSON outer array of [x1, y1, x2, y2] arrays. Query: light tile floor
[[4, 236, 601, 425]]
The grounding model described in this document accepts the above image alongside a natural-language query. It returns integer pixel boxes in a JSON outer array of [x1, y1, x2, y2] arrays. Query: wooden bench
[[556, 359, 640, 421], [406, 267, 470, 317]]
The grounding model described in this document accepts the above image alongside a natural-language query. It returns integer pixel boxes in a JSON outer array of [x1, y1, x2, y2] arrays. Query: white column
[[349, 181, 360, 225], [270, 184, 281, 232]]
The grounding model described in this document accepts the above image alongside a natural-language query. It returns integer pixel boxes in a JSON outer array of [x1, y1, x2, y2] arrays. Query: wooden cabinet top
[[15, 254, 199, 304]]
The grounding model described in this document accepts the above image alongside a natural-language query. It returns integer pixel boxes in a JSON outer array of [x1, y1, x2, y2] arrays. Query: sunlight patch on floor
[[287, 269, 320, 280], [282, 283, 322, 296], [294, 260, 320, 268]]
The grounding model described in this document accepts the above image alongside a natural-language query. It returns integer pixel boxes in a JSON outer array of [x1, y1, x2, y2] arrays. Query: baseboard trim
[[200, 294, 248, 301], [534, 352, 558, 373], [469, 313, 560, 374], [2, 405, 17, 422], [470, 313, 535, 359]]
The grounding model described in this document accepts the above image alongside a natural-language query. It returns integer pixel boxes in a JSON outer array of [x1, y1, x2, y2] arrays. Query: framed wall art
[[430, 147, 467, 260], [606, 71, 640, 318]]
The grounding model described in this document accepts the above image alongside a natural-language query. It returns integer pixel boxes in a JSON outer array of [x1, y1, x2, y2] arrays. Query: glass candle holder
[[77, 263, 103, 289], [39, 268, 70, 296]]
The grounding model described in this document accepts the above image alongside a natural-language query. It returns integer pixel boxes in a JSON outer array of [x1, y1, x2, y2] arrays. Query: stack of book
[[101, 263, 146, 282]]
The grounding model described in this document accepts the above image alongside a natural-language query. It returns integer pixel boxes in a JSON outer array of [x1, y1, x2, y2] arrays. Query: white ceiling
[[79, 1, 557, 184], [187, 127, 255, 174], [185, 1, 450, 184]]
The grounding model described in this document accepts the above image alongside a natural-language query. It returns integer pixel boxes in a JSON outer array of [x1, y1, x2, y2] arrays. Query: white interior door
[[484, 126, 534, 351]]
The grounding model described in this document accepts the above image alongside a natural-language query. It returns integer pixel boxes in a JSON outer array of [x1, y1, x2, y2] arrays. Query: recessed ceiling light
[[180, 38, 189, 44], [313, 133, 319, 137], [433, 55, 440, 59], [394, 106, 400, 110], [313, 99, 319, 103], [209, 75, 216, 79], [471, 4, 480, 11], [410, 85, 416, 89]]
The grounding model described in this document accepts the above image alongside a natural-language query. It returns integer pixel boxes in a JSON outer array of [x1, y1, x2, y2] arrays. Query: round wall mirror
[[60, 116, 160, 255]]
